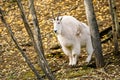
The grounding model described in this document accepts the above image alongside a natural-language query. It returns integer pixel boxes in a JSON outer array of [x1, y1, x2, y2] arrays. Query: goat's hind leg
[[86, 39, 93, 63]]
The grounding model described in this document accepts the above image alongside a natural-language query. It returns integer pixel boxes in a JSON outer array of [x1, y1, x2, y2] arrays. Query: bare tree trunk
[[109, 0, 120, 37], [28, 0, 44, 56], [16, 0, 55, 80], [84, 0, 104, 68], [108, 0, 119, 54], [0, 8, 42, 80], [28, 0, 55, 80]]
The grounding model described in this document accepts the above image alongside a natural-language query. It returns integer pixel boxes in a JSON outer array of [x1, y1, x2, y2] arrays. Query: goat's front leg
[[62, 46, 73, 65], [71, 46, 80, 66], [68, 55, 73, 65], [71, 54, 78, 66]]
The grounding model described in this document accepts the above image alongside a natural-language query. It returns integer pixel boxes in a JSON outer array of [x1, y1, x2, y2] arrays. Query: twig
[[95, 68, 111, 78]]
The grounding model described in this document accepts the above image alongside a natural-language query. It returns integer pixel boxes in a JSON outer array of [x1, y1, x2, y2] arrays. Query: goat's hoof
[[69, 63, 76, 66], [68, 63, 77, 68], [69, 65, 77, 68]]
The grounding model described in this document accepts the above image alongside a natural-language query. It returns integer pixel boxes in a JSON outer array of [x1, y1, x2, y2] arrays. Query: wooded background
[[0, 0, 120, 80]]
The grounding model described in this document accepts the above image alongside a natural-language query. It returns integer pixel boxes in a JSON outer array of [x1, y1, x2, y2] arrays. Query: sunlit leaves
[[0, 0, 120, 79]]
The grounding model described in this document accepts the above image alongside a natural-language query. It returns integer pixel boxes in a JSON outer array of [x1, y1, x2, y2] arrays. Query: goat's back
[[61, 16, 90, 37], [57, 16, 91, 47]]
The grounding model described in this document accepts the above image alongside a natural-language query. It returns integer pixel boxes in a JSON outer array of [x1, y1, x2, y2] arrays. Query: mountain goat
[[53, 16, 93, 66]]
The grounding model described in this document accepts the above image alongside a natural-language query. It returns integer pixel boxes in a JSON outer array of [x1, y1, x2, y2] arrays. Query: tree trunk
[[16, 0, 55, 80], [110, 0, 120, 37], [28, 0, 55, 79], [108, 0, 119, 54], [84, 0, 104, 68], [0, 8, 42, 80]]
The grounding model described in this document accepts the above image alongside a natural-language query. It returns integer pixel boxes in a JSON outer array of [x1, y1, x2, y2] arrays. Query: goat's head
[[53, 16, 63, 35]]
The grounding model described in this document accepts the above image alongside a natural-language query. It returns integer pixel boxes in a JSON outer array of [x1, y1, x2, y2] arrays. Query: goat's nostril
[[54, 30, 57, 33]]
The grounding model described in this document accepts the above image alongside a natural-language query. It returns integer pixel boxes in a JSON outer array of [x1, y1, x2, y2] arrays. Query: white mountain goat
[[53, 16, 93, 66]]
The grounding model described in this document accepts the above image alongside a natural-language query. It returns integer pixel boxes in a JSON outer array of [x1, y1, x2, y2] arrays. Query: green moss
[[20, 71, 36, 80], [55, 67, 93, 79], [68, 68, 93, 79]]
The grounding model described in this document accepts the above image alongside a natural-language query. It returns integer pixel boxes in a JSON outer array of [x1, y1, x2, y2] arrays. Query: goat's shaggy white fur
[[53, 16, 93, 66]]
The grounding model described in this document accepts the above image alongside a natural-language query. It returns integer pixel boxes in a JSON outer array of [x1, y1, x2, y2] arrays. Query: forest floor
[[47, 40, 120, 80], [0, 0, 120, 80], [1, 34, 120, 80]]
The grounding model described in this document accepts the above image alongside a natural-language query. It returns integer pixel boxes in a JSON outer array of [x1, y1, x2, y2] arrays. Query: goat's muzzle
[[54, 30, 57, 33]]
